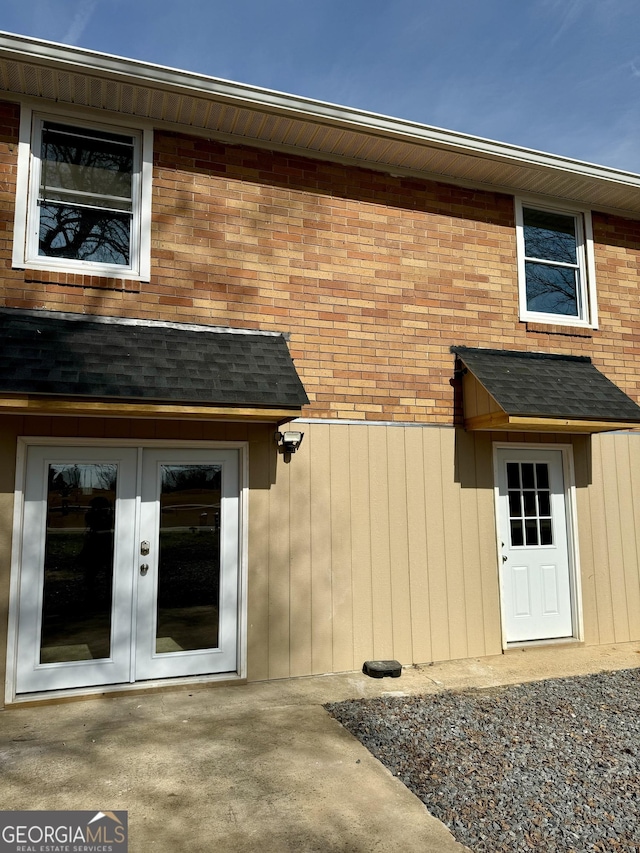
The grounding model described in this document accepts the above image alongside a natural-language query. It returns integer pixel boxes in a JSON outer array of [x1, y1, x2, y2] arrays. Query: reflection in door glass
[[41, 463, 117, 663], [157, 465, 221, 653]]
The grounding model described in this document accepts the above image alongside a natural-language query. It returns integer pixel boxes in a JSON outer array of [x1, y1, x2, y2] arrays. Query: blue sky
[[4, 0, 640, 172]]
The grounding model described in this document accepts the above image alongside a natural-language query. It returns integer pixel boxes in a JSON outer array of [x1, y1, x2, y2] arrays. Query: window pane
[[157, 464, 222, 653], [508, 490, 521, 517], [41, 123, 133, 204], [507, 463, 520, 490], [525, 262, 579, 316], [523, 491, 537, 517], [510, 520, 524, 547], [538, 491, 551, 517], [42, 188, 132, 212], [536, 464, 549, 489], [540, 519, 553, 546], [39, 203, 131, 265], [521, 464, 535, 489], [525, 519, 539, 546], [41, 463, 117, 663], [523, 208, 577, 264]]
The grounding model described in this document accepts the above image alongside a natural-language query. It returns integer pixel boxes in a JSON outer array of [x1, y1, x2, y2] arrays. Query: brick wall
[[2, 105, 640, 422]]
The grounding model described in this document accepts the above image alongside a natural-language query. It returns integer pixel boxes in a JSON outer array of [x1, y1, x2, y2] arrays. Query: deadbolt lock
[[140, 540, 150, 556]]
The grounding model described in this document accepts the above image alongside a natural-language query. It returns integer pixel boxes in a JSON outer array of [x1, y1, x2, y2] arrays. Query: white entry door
[[14, 445, 239, 694], [496, 448, 573, 643]]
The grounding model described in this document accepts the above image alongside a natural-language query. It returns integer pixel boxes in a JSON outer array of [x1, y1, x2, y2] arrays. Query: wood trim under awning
[[460, 371, 640, 433], [0, 394, 303, 423]]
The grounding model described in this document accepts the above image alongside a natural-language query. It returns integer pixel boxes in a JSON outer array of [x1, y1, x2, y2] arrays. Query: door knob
[[140, 564, 149, 576], [502, 555, 508, 563]]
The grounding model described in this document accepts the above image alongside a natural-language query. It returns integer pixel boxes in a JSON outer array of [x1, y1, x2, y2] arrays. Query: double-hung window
[[13, 109, 152, 280], [515, 199, 597, 328]]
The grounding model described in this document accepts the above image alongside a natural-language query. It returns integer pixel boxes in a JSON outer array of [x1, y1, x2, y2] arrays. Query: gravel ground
[[325, 668, 640, 852]]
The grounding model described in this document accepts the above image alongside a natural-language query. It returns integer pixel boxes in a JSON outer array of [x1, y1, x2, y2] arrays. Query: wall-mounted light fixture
[[275, 430, 304, 455]]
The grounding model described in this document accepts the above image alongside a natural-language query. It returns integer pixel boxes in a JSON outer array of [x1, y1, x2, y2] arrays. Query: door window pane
[[508, 491, 521, 516], [510, 520, 524, 547], [157, 465, 222, 653], [41, 463, 117, 663], [540, 519, 553, 546], [507, 463, 520, 490], [523, 491, 537, 517], [535, 463, 549, 489], [538, 491, 551, 517], [525, 519, 539, 546], [506, 461, 553, 548], [521, 463, 535, 489]]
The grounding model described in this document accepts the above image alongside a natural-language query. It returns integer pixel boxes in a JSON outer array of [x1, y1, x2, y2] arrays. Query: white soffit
[[2, 32, 640, 217]]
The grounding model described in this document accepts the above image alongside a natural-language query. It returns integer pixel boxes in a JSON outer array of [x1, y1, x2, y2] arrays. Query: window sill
[[524, 321, 594, 338], [22, 268, 142, 293]]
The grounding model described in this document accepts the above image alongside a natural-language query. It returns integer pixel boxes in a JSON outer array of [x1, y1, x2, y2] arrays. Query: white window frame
[[13, 105, 152, 281], [515, 198, 598, 329]]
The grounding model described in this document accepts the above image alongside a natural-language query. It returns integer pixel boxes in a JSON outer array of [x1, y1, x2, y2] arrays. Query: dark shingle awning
[[0, 309, 308, 421], [452, 347, 640, 433]]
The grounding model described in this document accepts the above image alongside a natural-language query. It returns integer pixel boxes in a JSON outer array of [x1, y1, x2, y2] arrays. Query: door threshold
[[6, 672, 246, 708], [504, 637, 583, 653]]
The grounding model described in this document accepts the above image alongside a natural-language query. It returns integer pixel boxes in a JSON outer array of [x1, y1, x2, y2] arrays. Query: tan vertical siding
[[386, 428, 413, 663], [288, 425, 313, 677], [348, 425, 374, 664], [582, 433, 640, 646], [257, 421, 505, 675], [254, 424, 640, 679], [367, 427, 394, 659], [423, 428, 451, 661], [246, 426, 271, 681], [267, 432, 291, 680], [572, 435, 598, 644], [602, 437, 631, 641], [404, 428, 431, 663], [441, 427, 469, 660], [475, 433, 503, 654], [624, 439, 640, 639], [329, 425, 354, 673], [457, 430, 487, 657], [308, 425, 333, 674]]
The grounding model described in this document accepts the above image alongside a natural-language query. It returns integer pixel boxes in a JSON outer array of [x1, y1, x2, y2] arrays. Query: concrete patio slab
[[1, 641, 638, 852]]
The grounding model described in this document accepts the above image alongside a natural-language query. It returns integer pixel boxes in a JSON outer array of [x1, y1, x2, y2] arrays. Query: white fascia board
[[2, 30, 640, 192]]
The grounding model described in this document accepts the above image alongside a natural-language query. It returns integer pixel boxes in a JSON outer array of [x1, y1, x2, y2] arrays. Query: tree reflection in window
[[38, 122, 134, 265], [523, 207, 581, 317], [157, 464, 222, 652]]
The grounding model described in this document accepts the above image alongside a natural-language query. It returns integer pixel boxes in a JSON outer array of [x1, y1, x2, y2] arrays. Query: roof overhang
[[452, 347, 640, 434], [0, 309, 308, 421], [2, 32, 640, 218], [0, 395, 301, 422]]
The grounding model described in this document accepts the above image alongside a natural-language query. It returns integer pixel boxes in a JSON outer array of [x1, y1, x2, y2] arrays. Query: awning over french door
[[0, 308, 308, 421]]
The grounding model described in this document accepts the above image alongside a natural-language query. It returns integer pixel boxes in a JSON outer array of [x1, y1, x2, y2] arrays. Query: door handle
[[140, 563, 149, 576], [502, 555, 508, 563]]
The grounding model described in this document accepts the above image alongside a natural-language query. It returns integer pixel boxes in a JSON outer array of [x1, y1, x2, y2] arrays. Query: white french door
[[496, 447, 574, 643], [14, 445, 240, 694]]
